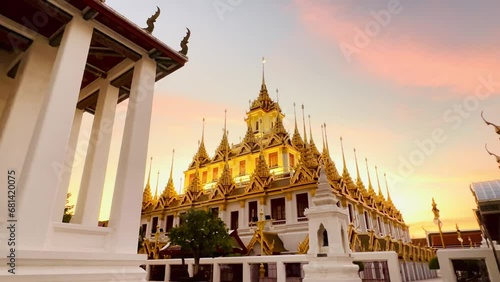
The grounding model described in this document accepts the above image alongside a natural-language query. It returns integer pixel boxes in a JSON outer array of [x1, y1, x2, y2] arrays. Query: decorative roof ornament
[[320, 124, 342, 184], [243, 121, 257, 146], [301, 104, 308, 145], [485, 143, 500, 169], [214, 110, 230, 161], [340, 137, 357, 195], [190, 118, 210, 168], [481, 111, 500, 136], [179, 28, 191, 56], [143, 6, 160, 34], [354, 148, 368, 198], [375, 166, 386, 207], [159, 149, 178, 207], [249, 57, 277, 112], [213, 132, 235, 198], [272, 114, 288, 137], [153, 170, 160, 203], [365, 157, 376, 197], [308, 115, 321, 159], [291, 103, 305, 151], [142, 157, 153, 208]]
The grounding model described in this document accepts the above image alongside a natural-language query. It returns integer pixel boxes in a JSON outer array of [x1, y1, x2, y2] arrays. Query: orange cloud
[[295, 1, 500, 95]]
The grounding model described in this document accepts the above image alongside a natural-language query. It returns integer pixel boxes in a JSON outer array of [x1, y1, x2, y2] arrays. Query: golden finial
[[202, 117, 205, 143], [261, 57, 266, 87], [431, 197, 440, 219], [340, 137, 347, 174], [147, 157, 153, 187], [293, 102, 298, 130], [321, 124, 326, 151], [169, 149, 175, 179], [468, 236, 473, 248], [365, 158, 375, 195], [375, 165, 384, 198], [324, 123, 330, 153], [384, 172, 392, 203], [354, 148, 361, 182], [276, 88, 279, 103], [301, 104, 307, 144], [153, 170, 160, 201], [308, 114, 314, 143]]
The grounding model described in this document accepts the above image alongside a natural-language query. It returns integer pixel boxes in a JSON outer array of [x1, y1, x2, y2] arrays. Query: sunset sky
[[67, 0, 500, 238]]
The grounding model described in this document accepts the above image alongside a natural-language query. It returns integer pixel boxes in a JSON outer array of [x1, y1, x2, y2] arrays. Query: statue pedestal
[[303, 254, 361, 282]]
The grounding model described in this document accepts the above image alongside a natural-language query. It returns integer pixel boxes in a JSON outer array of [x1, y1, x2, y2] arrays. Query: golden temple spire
[[191, 118, 210, 167], [215, 110, 230, 160], [324, 123, 330, 153], [255, 137, 271, 178], [375, 166, 385, 201], [354, 148, 368, 198], [261, 56, 266, 89], [153, 170, 160, 201], [384, 172, 393, 204], [161, 149, 177, 201], [276, 88, 279, 103], [308, 115, 320, 158], [301, 104, 308, 144], [321, 124, 326, 152], [142, 157, 153, 206], [291, 102, 304, 150], [365, 157, 376, 196], [340, 137, 347, 174]]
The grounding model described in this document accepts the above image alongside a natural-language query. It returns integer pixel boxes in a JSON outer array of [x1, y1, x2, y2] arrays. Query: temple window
[[151, 216, 158, 234], [202, 171, 207, 184], [271, 197, 286, 224], [364, 211, 370, 230], [269, 152, 278, 168], [296, 193, 309, 221], [188, 173, 194, 185], [165, 215, 174, 232], [248, 201, 258, 225], [255, 121, 259, 132], [212, 167, 218, 181], [231, 211, 239, 230], [377, 217, 383, 235], [289, 153, 295, 169], [239, 160, 246, 175], [347, 204, 354, 223]]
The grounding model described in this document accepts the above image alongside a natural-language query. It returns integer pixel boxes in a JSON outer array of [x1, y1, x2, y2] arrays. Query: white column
[[0, 38, 57, 213], [16, 16, 92, 250], [242, 263, 251, 282], [276, 261, 286, 282], [285, 194, 293, 223], [72, 81, 118, 225], [107, 57, 156, 253], [164, 264, 170, 282], [212, 263, 220, 282], [51, 108, 84, 222], [187, 263, 193, 277]]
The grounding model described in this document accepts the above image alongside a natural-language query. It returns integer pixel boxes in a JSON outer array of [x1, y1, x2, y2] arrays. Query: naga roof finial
[[481, 110, 500, 136], [485, 143, 500, 168], [143, 6, 160, 34], [179, 28, 191, 55]]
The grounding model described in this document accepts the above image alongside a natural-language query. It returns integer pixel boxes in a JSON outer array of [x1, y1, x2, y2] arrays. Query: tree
[[62, 193, 74, 223], [168, 208, 232, 277], [429, 256, 440, 270]]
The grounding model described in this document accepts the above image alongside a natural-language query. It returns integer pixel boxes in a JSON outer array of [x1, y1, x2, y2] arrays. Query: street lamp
[[250, 209, 273, 279], [431, 198, 446, 249], [456, 223, 464, 248]]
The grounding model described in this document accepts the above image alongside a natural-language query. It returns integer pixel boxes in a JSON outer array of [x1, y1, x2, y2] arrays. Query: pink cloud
[[294, 1, 500, 95]]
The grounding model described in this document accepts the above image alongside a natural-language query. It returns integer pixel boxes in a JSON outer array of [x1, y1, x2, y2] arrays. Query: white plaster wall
[[437, 248, 500, 282]]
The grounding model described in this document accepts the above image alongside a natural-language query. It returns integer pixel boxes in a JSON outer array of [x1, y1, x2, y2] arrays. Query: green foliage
[[168, 208, 232, 276], [429, 257, 440, 269], [353, 261, 364, 272], [62, 193, 74, 223]]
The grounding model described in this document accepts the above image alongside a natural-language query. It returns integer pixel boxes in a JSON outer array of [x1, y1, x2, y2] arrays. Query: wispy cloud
[[294, 0, 500, 95]]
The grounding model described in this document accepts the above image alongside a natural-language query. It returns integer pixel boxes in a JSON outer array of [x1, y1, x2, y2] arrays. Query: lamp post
[[252, 209, 272, 279], [456, 223, 464, 248], [431, 198, 446, 249]]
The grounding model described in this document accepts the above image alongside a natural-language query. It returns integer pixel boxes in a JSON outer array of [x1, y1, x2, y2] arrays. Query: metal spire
[[301, 104, 307, 144]]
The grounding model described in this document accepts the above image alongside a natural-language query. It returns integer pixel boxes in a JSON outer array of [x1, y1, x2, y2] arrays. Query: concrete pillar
[[213, 263, 220, 282], [242, 263, 251, 282], [188, 263, 193, 277], [276, 262, 286, 282], [51, 108, 84, 222], [16, 16, 92, 250], [73, 81, 118, 226], [285, 193, 293, 223], [107, 57, 156, 253], [164, 264, 170, 282]]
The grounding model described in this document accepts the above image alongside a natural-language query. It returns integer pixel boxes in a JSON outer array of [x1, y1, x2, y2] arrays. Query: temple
[[140, 66, 436, 280]]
